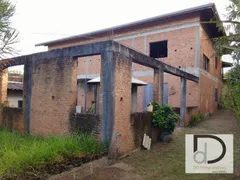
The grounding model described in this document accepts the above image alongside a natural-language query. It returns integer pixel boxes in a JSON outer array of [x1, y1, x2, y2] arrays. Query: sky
[[8, 0, 231, 72]]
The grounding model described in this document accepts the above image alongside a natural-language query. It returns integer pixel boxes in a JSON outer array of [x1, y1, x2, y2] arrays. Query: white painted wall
[[7, 91, 23, 108]]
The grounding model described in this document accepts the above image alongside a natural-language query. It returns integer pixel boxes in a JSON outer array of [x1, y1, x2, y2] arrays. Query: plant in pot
[[152, 102, 180, 142]]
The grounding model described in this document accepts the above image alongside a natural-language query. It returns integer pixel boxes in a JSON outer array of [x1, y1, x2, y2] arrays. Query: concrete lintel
[[0, 41, 113, 69], [2, 40, 199, 83], [180, 77, 187, 127]]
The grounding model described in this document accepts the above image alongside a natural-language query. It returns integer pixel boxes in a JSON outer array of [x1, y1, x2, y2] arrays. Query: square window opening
[[215, 88, 219, 102], [203, 54, 210, 71], [150, 40, 168, 58], [18, 100, 23, 108], [215, 57, 218, 69]]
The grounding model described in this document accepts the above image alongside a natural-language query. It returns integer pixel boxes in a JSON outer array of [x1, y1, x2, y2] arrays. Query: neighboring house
[[7, 81, 23, 108], [36, 3, 231, 118]]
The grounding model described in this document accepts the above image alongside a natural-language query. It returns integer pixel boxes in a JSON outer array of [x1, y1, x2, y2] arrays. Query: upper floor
[[36, 3, 227, 80]]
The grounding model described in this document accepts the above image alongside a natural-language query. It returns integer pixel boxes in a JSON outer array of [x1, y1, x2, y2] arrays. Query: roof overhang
[[7, 81, 23, 91], [36, 3, 225, 47], [87, 76, 148, 86]]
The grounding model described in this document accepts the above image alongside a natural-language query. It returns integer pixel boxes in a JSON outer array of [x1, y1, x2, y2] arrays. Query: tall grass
[[0, 128, 105, 177]]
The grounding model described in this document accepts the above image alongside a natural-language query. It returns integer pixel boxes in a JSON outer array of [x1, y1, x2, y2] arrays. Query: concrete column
[[153, 67, 164, 105], [100, 51, 133, 159], [180, 77, 187, 127], [93, 84, 97, 114], [23, 61, 33, 134], [100, 51, 116, 146], [131, 85, 137, 113]]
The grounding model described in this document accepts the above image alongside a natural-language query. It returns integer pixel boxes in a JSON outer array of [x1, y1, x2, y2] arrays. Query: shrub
[[152, 102, 180, 133], [189, 112, 205, 127]]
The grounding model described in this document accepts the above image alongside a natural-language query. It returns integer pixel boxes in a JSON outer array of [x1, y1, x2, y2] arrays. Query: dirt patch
[[2, 153, 106, 180]]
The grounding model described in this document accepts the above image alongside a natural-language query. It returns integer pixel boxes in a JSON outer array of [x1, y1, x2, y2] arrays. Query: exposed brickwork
[[73, 113, 101, 140], [113, 54, 134, 156], [199, 74, 222, 113], [2, 107, 25, 133], [31, 58, 77, 135], [153, 68, 163, 104], [0, 69, 8, 125], [48, 14, 199, 50], [199, 27, 222, 113], [67, 18, 201, 117], [130, 112, 155, 147]]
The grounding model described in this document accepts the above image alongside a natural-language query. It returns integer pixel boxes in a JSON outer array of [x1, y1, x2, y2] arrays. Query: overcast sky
[[8, 0, 230, 72]]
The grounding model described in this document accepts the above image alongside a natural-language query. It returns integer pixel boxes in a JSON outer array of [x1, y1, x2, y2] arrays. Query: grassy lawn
[[0, 128, 105, 178]]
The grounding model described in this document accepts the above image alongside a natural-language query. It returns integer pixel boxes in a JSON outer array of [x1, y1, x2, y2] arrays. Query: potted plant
[[152, 102, 180, 142]]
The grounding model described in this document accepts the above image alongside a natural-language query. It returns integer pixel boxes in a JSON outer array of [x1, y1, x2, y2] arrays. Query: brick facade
[[0, 69, 8, 125], [2, 107, 25, 133], [55, 14, 218, 122], [30, 58, 77, 135]]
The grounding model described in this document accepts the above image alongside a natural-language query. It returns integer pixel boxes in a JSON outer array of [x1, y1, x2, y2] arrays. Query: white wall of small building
[[7, 90, 23, 108]]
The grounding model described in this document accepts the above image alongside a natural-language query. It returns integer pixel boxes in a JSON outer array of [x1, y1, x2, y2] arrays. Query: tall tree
[[217, 0, 240, 61], [202, 0, 240, 62], [0, 0, 18, 59]]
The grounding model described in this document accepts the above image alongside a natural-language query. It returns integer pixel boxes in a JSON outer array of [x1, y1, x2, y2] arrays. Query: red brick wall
[[199, 74, 222, 113], [0, 69, 8, 125], [199, 26, 222, 113], [31, 58, 77, 135], [113, 54, 134, 156], [48, 14, 200, 50], [47, 13, 222, 117], [3, 107, 25, 133]]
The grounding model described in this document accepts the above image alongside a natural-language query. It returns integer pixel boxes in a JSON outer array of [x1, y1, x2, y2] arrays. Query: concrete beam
[[1, 40, 199, 83], [180, 77, 187, 127], [112, 41, 199, 82], [153, 68, 164, 105], [0, 41, 113, 69]]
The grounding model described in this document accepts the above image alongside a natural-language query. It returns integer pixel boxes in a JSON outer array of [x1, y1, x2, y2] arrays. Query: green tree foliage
[[221, 64, 240, 119], [0, 0, 18, 59], [202, 0, 240, 62]]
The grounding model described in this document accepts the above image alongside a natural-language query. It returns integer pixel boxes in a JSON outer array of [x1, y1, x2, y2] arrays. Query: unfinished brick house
[[37, 3, 230, 123], [0, 3, 231, 158]]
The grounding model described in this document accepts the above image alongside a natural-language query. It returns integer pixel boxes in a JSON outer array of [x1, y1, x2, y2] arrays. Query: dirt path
[[84, 110, 240, 180]]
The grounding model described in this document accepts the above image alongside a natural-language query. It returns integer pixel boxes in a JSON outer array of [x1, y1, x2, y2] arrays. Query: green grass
[[0, 127, 105, 178]]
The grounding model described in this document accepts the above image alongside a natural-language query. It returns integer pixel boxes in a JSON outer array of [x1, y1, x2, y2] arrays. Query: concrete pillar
[[100, 51, 116, 146], [100, 51, 133, 159], [0, 69, 8, 125], [180, 77, 187, 127], [131, 85, 137, 113], [153, 67, 164, 105], [23, 61, 33, 133], [96, 84, 100, 114]]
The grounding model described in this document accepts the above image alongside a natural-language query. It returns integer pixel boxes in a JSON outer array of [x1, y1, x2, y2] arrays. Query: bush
[[189, 112, 205, 127], [221, 64, 240, 120], [0, 128, 105, 178], [152, 102, 180, 133]]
